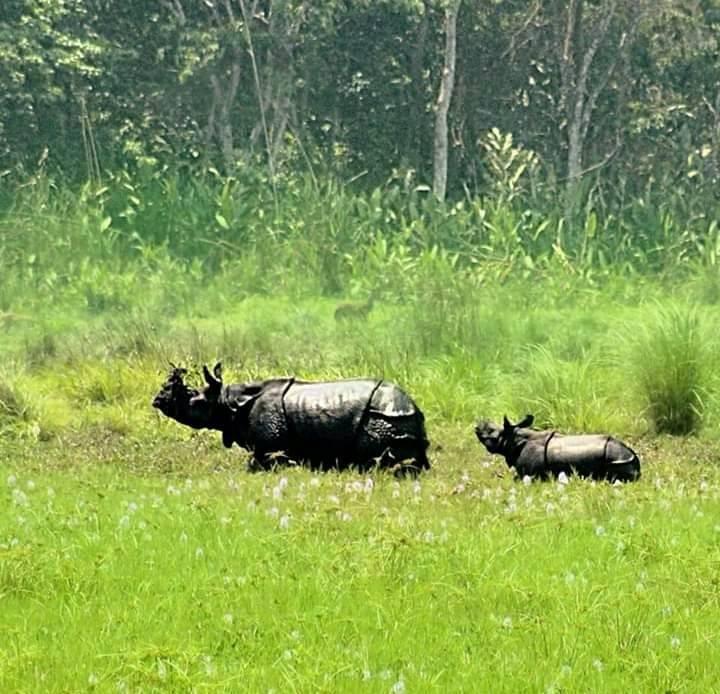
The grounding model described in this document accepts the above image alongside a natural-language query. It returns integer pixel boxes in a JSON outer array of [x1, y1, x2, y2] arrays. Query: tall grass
[[632, 305, 710, 435], [2, 166, 720, 443], [4, 165, 720, 308]]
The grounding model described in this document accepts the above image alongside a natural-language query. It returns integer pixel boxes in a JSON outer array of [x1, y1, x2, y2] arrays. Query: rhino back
[[368, 381, 423, 419], [548, 434, 609, 463], [282, 379, 379, 449]]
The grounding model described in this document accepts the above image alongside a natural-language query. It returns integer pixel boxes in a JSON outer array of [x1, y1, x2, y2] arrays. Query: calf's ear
[[517, 414, 534, 428], [503, 415, 513, 430], [213, 362, 223, 381]]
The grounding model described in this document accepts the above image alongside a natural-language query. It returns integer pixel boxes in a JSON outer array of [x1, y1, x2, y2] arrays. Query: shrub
[[633, 305, 707, 435]]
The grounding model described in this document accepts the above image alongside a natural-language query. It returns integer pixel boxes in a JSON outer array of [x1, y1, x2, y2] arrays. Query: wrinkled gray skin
[[153, 362, 430, 473], [475, 414, 641, 482]]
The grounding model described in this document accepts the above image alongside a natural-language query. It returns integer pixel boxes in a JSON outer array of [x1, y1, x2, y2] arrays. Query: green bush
[[633, 305, 707, 435]]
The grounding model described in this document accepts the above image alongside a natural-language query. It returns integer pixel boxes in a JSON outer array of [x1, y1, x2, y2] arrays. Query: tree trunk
[[433, 0, 461, 201], [210, 56, 242, 173], [555, 0, 645, 220]]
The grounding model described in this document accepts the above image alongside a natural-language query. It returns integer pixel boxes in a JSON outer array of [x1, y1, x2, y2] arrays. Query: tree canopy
[[1, 0, 719, 204]]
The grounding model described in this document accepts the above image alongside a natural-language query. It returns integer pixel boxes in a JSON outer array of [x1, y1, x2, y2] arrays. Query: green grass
[[4, 174, 720, 690], [3, 433, 720, 691]]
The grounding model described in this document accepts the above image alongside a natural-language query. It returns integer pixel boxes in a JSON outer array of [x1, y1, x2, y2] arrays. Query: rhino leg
[[354, 417, 429, 472], [515, 443, 552, 479]]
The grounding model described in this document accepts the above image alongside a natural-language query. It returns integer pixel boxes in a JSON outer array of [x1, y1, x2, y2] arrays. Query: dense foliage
[[2, 0, 720, 204]]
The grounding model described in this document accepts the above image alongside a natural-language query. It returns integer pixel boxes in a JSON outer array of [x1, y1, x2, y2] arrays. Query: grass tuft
[[504, 345, 623, 432], [633, 305, 707, 435], [0, 380, 33, 424]]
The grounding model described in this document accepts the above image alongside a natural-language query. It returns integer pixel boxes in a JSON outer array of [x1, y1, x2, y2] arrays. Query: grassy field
[[3, 421, 720, 692], [3, 174, 720, 690], [2, 281, 720, 692]]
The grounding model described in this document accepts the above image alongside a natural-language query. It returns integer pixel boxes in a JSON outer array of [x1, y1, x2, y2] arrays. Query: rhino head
[[153, 362, 263, 449], [152, 362, 225, 431], [475, 414, 535, 457]]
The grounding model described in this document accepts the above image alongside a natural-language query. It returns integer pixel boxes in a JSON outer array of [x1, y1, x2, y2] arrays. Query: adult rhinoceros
[[153, 363, 430, 473], [475, 414, 640, 482]]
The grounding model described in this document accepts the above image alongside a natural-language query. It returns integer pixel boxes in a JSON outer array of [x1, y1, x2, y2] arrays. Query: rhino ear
[[203, 364, 220, 387], [203, 364, 222, 397], [517, 414, 534, 428], [213, 362, 223, 381]]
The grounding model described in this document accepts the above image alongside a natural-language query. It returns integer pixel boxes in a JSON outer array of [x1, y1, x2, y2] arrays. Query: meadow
[[2, 173, 720, 691]]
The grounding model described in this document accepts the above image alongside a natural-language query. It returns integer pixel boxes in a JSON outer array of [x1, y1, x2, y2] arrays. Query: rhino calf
[[153, 363, 430, 474], [475, 414, 641, 482]]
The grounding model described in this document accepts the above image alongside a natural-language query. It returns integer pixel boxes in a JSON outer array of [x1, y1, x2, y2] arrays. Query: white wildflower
[[202, 655, 216, 676], [12, 489, 28, 507], [391, 678, 406, 694]]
